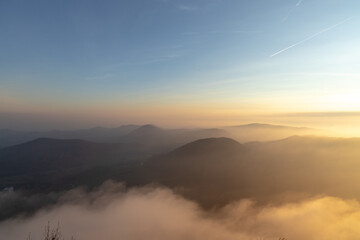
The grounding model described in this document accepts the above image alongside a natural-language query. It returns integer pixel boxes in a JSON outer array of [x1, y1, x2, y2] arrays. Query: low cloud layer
[[1, 181, 360, 240]]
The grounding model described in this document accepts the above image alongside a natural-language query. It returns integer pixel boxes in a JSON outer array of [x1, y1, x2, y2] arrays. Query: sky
[[1, 0, 360, 130]]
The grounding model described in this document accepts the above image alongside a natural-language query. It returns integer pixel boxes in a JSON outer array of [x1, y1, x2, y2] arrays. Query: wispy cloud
[[98, 52, 185, 72], [283, 0, 304, 21], [283, 111, 360, 117], [85, 74, 115, 81], [142, 53, 185, 64], [270, 17, 352, 58], [178, 5, 197, 11], [181, 31, 202, 36], [279, 72, 360, 78], [181, 30, 262, 36], [296, 0, 304, 7]]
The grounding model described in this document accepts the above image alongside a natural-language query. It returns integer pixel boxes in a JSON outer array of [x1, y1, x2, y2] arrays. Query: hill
[[119, 125, 230, 150], [0, 125, 140, 147], [140, 138, 250, 205], [4, 135, 360, 220], [140, 135, 360, 206], [0, 138, 153, 191], [0, 124, 229, 150], [4, 135, 360, 212]]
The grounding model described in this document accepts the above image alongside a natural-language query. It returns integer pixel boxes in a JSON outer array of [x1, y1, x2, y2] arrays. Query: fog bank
[[1, 182, 360, 240]]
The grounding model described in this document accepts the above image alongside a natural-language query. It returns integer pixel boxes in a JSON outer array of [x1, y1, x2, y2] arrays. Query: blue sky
[[1, 0, 360, 129]]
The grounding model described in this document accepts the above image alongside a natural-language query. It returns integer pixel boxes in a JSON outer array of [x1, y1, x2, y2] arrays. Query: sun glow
[[320, 91, 360, 111]]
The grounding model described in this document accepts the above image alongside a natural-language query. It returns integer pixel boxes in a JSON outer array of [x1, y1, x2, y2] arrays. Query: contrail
[[271, 17, 352, 57]]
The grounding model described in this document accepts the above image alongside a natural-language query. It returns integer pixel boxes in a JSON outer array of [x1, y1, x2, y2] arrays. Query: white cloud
[[2, 182, 360, 240]]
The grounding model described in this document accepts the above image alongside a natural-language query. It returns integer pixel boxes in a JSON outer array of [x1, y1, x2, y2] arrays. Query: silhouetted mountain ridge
[[118, 125, 230, 150], [4, 135, 360, 217], [231, 123, 313, 130], [0, 125, 140, 147], [226, 123, 323, 142], [0, 138, 119, 174], [168, 137, 244, 158], [0, 124, 230, 148]]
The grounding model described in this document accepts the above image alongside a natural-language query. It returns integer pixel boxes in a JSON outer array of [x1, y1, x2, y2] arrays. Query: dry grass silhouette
[[24, 221, 288, 240], [26, 222, 74, 240]]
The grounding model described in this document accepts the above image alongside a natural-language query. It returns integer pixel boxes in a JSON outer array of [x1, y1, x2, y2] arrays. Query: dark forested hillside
[[3, 135, 360, 220]]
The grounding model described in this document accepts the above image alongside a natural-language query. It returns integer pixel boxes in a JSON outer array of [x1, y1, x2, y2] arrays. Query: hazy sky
[[1, 0, 360, 130]]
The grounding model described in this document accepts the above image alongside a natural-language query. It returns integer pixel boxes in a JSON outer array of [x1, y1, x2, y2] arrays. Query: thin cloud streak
[[296, 0, 303, 7], [271, 17, 353, 57], [178, 5, 197, 11], [282, 111, 360, 117], [283, 0, 303, 21]]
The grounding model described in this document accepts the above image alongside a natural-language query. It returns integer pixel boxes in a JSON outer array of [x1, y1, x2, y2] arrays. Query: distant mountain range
[[0, 138, 140, 174], [2, 133, 360, 220], [0, 123, 324, 149], [0, 124, 229, 149], [231, 123, 313, 130], [226, 123, 323, 142], [0, 125, 139, 148], [0, 137, 153, 192], [141, 135, 360, 206], [2, 133, 360, 201]]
